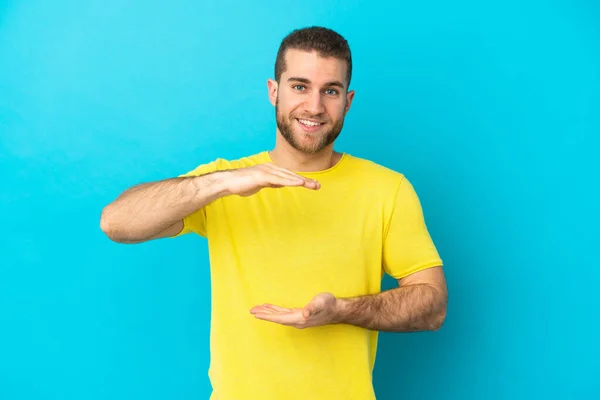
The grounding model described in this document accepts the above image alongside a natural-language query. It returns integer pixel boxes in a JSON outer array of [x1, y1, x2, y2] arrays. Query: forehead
[[282, 49, 348, 87]]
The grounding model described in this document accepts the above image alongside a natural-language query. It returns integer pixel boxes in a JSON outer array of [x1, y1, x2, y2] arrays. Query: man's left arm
[[338, 174, 447, 332], [331, 266, 447, 332], [250, 267, 447, 332]]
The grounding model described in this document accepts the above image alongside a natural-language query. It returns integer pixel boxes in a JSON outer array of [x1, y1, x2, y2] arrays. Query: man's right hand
[[223, 163, 320, 197]]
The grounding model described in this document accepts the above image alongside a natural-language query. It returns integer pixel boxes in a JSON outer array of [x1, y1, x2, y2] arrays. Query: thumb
[[302, 305, 316, 318]]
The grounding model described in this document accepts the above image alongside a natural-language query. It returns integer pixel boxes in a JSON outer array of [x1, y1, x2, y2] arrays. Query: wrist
[[191, 171, 231, 199], [331, 297, 350, 324], [212, 171, 233, 197]]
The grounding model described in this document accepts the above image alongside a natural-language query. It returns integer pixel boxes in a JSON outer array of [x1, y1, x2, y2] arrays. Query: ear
[[344, 89, 355, 115], [267, 78, 278, 106]]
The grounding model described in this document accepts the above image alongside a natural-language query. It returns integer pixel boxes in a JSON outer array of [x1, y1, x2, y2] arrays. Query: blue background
[[1, 1, 598, 399]]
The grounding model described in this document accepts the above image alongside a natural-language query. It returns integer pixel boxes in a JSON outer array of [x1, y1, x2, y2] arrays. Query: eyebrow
[[287, 77, 346, 90]]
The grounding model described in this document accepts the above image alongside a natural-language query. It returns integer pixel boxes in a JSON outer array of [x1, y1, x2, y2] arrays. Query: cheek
[[326, 102, 346, 119], [278, 96, 301, 116]]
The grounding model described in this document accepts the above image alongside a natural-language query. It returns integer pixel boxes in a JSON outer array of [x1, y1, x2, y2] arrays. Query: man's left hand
[[250, 292, 339, 329]]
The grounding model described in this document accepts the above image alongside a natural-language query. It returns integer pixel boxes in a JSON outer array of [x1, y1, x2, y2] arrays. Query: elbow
[[100, 207, 128, 243], [428, 286, 447, 331], [429, 311, 446, 331], [428, 306, 447, 331]]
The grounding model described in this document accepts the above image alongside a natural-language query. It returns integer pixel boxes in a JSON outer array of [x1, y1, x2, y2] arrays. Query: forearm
[[100, 172, 228, 242], [333, 284, 447, 332]]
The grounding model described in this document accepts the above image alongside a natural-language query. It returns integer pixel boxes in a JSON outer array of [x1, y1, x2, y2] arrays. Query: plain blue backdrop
[[1, 1, 598, 399]]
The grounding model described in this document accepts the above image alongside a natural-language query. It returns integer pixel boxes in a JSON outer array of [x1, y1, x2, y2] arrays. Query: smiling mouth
[[296, 118, 324, 127]]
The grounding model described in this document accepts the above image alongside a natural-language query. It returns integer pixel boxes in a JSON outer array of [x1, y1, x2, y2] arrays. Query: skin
[[100, 48, 447, 333]]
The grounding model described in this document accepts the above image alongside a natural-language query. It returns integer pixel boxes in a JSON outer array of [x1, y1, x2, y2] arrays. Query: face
[[268, 49, 355, 154]]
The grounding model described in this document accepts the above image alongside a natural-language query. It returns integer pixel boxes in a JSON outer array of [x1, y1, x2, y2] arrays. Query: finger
[[264, 165, 320, 189], [302, 308, 312, 318], [254, 311, 302, 326], [302, 180, 320, 190], [262, 304, 292, 312], [250, 303, 293, 314], [263, 170, 306, 186], [253, 313, 285, 324], [292, 177, 320, 190], [303, 303, 321, 317], [257, 167, 306, 186], [267, 173, 320, 190], [250, 305, 277, 314]]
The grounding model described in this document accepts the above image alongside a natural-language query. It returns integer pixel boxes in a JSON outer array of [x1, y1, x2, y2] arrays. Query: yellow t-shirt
[[175, 151, 443, 400]]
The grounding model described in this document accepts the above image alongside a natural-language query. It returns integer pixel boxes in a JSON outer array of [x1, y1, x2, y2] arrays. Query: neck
[[269, 134, 342, 172]]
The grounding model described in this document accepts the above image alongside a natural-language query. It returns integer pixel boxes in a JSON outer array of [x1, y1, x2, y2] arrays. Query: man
[[100, 26, 447, 400]]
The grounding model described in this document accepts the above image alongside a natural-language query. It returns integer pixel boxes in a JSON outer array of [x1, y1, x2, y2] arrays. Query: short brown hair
[[274, 26, 352, 89]]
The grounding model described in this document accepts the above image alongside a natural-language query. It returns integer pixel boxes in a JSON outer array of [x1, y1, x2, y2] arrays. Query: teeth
[[298, 119, 322, 127]]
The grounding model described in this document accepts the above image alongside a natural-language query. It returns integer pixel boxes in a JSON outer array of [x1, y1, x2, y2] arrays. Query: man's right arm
[[100, 163, 321, 244], [100, 172, 228, 244]]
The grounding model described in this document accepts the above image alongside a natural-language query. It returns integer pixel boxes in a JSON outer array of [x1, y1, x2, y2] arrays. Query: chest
[[206, 187, 388, 300], [213, 188, 384, 261]]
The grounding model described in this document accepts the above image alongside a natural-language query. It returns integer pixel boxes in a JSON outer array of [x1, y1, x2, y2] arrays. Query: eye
[[325, 88, 339, 96], [293, 85, 306, 91]]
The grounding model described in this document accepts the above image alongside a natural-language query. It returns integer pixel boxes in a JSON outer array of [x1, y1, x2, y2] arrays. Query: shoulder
[[179, 151, 267, 177], [343, 153, 406, 186], [215, 152, 268, 170]]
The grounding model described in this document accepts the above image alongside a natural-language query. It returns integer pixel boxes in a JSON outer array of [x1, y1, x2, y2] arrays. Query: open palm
[[250, 292, 338, 329]]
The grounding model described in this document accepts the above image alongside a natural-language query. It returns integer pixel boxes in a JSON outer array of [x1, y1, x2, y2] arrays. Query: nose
[[303, 91, 325, 116]]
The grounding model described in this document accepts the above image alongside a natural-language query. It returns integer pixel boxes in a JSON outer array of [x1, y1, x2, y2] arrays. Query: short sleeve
[[382, 176, 443, 279], [172, 160, 220, 238]]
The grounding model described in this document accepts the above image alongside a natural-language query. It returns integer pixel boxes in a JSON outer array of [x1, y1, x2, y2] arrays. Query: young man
[[100, 26, 447, 400]]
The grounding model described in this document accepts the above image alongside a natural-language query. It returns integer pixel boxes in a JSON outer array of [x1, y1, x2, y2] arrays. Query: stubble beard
[[275, 98, 345, 155]]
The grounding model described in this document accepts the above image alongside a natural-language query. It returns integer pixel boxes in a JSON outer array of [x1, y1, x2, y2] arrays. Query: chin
[[291, 133, 325, 152], [296, 142, 330, 155], [277, 116, 339, 154]]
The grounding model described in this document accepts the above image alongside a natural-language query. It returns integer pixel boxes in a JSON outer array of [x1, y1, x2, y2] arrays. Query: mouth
[[295, 118, 325, 132]]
